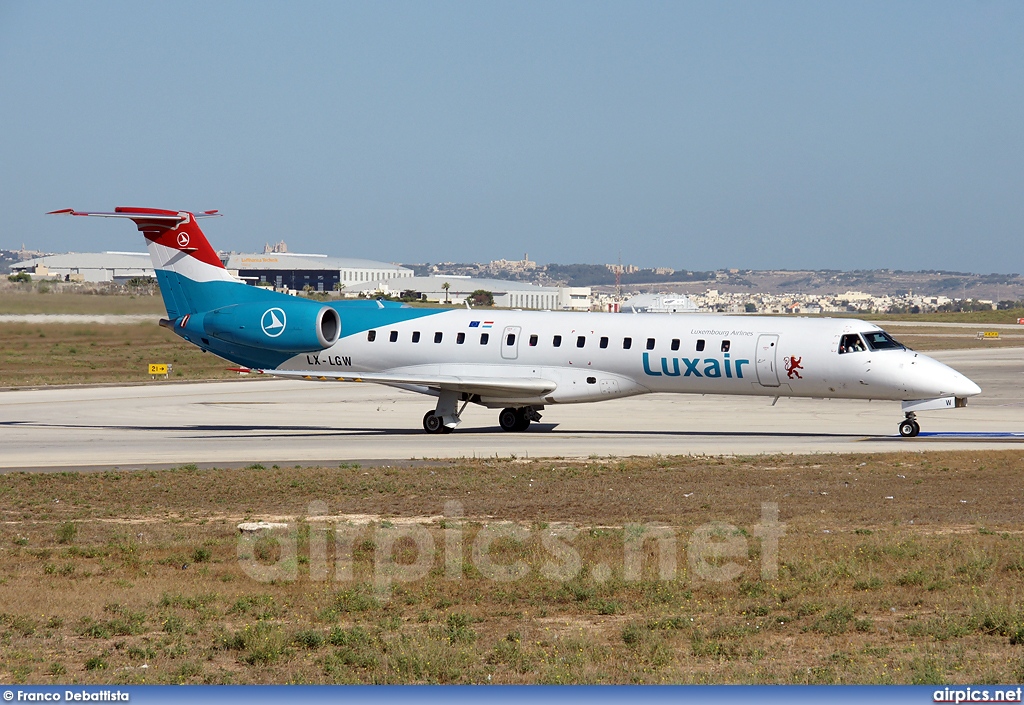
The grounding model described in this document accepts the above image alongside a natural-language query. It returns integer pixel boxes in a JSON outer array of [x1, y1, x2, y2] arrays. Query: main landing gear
[[898, 411, 921, 438], [422, 402, 543, 434], [498, 406, 542, 432], [422, 390, 466, 434]]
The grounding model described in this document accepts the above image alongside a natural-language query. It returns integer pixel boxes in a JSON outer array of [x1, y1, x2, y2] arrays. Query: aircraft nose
[[905, 353, 981, 398], [954, 374, 982, 398]]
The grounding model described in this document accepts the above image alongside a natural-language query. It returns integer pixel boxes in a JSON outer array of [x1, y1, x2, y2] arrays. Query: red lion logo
[[785, 356, 804, 379]]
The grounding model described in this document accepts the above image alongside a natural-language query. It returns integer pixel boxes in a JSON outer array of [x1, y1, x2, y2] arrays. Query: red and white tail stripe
[[48, 207, 235, 283]]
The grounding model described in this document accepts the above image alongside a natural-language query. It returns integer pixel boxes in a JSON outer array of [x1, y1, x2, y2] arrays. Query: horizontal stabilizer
[[48, 208, 221, 220]]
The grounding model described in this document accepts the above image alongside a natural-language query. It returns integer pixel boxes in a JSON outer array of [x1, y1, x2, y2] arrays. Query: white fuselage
[[276, 310, 981, 408]]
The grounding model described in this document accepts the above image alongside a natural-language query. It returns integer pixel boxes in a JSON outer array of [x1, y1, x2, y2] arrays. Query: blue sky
[[1, 1, 1022, 271]]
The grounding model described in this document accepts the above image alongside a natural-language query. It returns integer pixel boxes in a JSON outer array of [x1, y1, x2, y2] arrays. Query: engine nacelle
[[202, 300, 340, 353]]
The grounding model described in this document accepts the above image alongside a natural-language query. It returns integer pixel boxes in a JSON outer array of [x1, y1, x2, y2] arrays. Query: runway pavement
[[1, 347, 1022, 470]]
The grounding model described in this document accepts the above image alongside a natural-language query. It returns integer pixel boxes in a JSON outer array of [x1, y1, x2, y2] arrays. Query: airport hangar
[[13, 251, 414, 291], [356, 275, 592, 310]]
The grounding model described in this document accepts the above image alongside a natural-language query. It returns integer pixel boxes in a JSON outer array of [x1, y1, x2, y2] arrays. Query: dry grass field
[[0, 288, 165, 315], [882, 327, 1024, 351], [0, 323, 240, 387], [2, 452, 1023, 685]]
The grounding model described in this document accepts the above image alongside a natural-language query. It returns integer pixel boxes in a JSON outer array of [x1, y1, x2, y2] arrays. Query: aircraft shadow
[[0, 420, 871, 440]]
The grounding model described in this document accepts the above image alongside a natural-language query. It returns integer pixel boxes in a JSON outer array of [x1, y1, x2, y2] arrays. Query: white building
[[358, 276, 589, 310], [12, 252, 154, 283], [620, 293, 700, 313]]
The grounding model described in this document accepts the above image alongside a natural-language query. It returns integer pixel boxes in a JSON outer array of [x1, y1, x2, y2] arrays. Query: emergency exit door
[[755, 334, 780, 387]]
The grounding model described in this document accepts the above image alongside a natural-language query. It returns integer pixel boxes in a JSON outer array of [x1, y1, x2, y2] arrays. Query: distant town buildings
[[485, 255, 537, 275], [3, 246, 1009, 314]]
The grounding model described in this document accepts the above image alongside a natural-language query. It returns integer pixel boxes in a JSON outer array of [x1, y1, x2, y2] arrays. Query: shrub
[[444, 612, 477, 644], [56, 523, 77, 544], [84, 656, 107, 671], [293, 629, 325, 649], [328, 625, 371, 647]]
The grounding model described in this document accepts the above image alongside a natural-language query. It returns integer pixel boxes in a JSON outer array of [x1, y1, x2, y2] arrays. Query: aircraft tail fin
[[48, 207, 242, 318]]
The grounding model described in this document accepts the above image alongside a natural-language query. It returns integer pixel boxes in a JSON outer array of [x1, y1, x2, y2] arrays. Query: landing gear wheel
[[498, 408, 519, 432], [513, 413, 531, 432], [499, 407, 534, 432], [423, 411, 444, 434], [898, 419, 919, 437]]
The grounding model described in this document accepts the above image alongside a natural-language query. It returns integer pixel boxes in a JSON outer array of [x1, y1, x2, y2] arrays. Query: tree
[[469, 289, 494, 307], [442, 281, 450, 304]]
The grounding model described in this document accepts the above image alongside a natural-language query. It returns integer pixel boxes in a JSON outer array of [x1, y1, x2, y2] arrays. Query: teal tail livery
[[51, 207, 981, 438]]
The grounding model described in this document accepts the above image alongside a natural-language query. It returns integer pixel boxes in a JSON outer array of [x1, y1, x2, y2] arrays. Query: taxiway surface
[[1, 348, 1022, 470]]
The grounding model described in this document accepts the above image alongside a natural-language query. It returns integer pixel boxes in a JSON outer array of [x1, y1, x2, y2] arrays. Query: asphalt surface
[[1, 347, 1022, 470]]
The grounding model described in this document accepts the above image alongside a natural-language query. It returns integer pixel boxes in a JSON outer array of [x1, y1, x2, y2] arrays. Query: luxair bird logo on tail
[[261, 308, 287, 337]]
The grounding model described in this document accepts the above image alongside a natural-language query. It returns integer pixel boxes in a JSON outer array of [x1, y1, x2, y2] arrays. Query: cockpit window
[[838, 333, 867, 354], [863, 330, 905, 351]]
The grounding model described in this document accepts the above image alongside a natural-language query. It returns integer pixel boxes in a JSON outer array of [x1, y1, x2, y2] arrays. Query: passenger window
[[367, 330, 376, 342], [506, 333, 516, 346], [412, 331, 421, 343], [456, 332, 465, 344], [480, 333, 489, 345], [696, 339, 705, 352], [646, 338, 655, 350], [600, 336, 608, 349], [576, 336, 586, 348], [839, 333, 867, 354], [553, 335, 562, 347], [721, 340, 730, 353], [671, 339, 680, 351], [434, 332, 443, 343], [529, 334, 538, 347], [623, 337, 632, 350], [389, 330, 398, 343]]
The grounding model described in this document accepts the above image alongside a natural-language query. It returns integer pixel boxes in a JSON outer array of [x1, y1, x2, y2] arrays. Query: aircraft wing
[[260, 368, 556, 398]]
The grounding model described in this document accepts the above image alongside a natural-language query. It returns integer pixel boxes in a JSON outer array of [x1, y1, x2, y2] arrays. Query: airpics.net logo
[[234, 500, 785, 594]]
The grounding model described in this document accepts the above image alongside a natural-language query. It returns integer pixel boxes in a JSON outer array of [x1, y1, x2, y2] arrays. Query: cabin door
[[755, 334, 780, 387], [501, 326, 522, 360]]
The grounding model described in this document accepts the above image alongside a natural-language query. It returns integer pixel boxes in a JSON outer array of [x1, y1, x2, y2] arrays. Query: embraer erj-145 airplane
[[51, 207, 982, 438]]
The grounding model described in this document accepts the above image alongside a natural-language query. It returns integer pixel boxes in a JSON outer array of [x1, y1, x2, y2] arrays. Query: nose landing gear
[[898, 412, 921, 438]]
